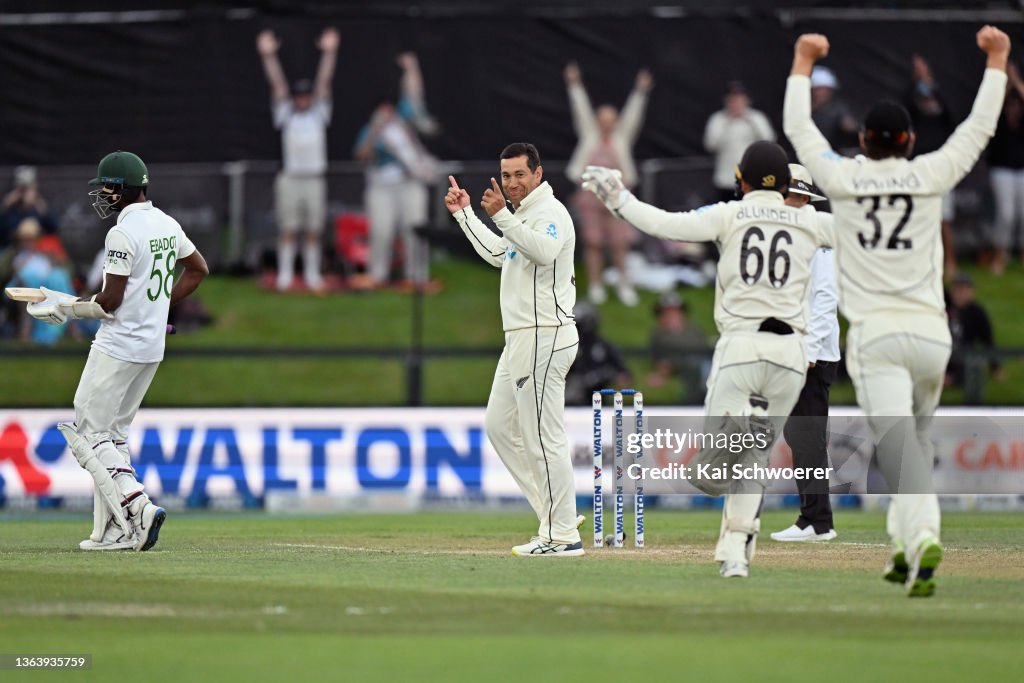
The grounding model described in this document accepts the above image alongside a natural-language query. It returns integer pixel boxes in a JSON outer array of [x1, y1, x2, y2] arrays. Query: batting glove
[[27, 300, 68, 325], [581, 165, 633, 214]]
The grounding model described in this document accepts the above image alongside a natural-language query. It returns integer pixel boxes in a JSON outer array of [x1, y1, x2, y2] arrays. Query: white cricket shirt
[[93, 202, 196, 364], [453, 182, 577, 331], [805, 247, 841, 363], [784, 69, 1007, 323], [619, 190, 833, 335], [274, 99, 332, 175]]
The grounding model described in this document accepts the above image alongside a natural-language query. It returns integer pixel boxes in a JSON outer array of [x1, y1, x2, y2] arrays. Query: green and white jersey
[[93, 201, 195, 363], [784, 69, 1006, 323]]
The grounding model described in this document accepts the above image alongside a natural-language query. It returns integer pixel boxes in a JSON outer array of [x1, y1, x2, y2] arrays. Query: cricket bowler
[[445, 143, 583, 557]]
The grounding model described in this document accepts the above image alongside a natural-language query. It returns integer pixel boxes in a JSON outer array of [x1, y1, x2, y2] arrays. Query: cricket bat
[[4, 287, 47, 303]]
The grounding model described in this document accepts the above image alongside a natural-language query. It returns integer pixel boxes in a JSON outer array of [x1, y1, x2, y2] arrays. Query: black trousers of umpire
[[782, 360, 838, 534]]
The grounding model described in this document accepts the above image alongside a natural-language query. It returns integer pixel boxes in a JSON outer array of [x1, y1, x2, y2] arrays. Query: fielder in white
[[26, 151, 209, 551], [784, 28, 1010, 596], [583, 141, 834, 577], [445, 143, 583, 557]]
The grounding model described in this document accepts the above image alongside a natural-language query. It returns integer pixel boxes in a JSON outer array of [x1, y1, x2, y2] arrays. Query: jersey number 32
[[857, 194, 914, 250]]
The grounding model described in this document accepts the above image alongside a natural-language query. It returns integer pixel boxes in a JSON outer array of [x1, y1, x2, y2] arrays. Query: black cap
[[736, 141, 791, 193], [293, 79, 314, 95], [864, 101, 912, 147]]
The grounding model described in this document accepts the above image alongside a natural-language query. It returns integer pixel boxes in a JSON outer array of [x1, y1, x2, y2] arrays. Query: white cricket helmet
[[787, 164, 826, 202]]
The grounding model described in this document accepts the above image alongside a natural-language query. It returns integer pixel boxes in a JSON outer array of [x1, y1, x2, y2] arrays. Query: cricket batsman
[[25, 150, 209, 551], [445, 143, 583, 557]]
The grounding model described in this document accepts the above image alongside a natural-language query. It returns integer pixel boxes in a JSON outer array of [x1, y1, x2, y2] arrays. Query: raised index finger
[[448, 175, 461, 191], [490, 177, 503, 194]]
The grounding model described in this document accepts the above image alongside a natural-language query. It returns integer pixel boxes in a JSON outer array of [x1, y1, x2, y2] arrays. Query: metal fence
[[0, 157, 1009, 406]]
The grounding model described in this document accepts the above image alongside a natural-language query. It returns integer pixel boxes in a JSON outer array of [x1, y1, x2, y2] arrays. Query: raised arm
[[314, 28, 339, 101], [398, 52, 439, 135], [917, 26, 1010, 192], [565, 62, 597, 136], [1007, 61, 1024, 101], [256, 30, 289, 103], [618, 69, 653, 144], [446, 176, 506, 268], [783, 34, 844, 194], [581, 166, 723, 242]]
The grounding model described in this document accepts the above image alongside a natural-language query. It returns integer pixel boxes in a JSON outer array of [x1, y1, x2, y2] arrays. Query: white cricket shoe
[[617, 284, 639, 307], [720, 560, 749, 578], [512, 539, 585, 557], [132, 502, 167, 552], [770, 524, 837, 542], [588, 284, 607, 305], [79, 524, 136, 551]]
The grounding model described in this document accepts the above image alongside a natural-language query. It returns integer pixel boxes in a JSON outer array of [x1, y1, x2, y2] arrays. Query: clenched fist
[[256, 30, 279, 56], [795, 34, 830, 62], [977, 25, 1011, 70]]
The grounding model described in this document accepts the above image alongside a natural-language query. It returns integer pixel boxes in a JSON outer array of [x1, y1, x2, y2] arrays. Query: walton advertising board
[[1, 408, 1022, 508]]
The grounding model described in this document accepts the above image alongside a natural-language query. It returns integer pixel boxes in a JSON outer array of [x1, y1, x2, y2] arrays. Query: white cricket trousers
[[846, 313, 951, 553], [365, 177, 429, 284], [692, 330, 808, 495], [74, 347, 160, 440], [692, 331, 807, 564], [989, 167, 1024, 250], [485, 325, 580, 544]]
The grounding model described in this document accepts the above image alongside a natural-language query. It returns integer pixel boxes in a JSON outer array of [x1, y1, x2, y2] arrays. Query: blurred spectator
[[257, 27, 339, 292], [645, 292, 710, 404], [354, 53, 440, 291], [2, 218, 73, 345], [704, 81, 775, 203], [905, 54, 957, 280], [564, 62, 653, 307], [565, 302, 631, 405], [946, 273, 1002, 404], [986, 62, 1024, 275], [1, 166, 59, 249], [810, 67, 859, 155]]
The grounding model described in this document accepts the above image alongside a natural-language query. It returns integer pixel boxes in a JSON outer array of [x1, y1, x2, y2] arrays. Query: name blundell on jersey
[[734, 205, 805, 224]]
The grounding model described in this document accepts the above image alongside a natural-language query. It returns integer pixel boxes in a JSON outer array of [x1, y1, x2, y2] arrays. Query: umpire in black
[[772, 164, 840, 542]]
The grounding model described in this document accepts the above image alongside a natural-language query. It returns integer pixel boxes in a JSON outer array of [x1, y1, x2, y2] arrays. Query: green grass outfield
[[3, 259, 1024, 407], [1, 510, 1022, 682]]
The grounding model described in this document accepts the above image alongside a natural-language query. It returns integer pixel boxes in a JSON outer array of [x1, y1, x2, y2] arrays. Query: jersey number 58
[[146, 250, 177, 301]]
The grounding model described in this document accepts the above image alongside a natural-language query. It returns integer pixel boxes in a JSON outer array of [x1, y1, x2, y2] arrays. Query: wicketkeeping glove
[[581, 165, 634, 215]]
